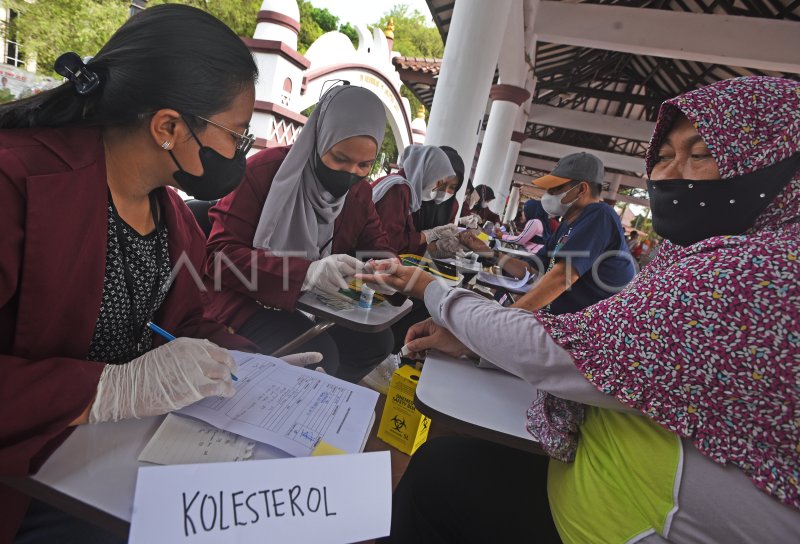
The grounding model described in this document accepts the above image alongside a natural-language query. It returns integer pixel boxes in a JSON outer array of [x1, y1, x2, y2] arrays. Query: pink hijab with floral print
[[528, 76, 800, 510]]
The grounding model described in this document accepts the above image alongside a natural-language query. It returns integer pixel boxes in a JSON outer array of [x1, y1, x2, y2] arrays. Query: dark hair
[[0, 4, 257, 129], [471, 184, 495, 211]]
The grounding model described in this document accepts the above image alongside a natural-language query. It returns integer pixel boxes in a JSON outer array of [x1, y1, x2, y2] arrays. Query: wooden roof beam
[[533, 0, 800, 74]]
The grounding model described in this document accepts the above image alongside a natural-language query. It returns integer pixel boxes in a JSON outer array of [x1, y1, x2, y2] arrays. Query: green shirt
[[548, 406, 682, 543]]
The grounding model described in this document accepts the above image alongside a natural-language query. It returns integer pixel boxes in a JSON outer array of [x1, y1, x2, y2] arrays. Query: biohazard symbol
[[422, 417, 429, 430], [391, 415, 407, 432]]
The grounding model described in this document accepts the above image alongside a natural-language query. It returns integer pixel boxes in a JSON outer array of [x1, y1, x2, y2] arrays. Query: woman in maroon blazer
[[205, 85, 396, 383], [371, 144, 457, 255], [471, 184, 503, 225], [0, 6, 257, 542], [411, 145, 465, 232]]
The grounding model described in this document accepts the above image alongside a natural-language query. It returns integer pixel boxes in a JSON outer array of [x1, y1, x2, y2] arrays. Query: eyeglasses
[[193, 114, 255, 154]]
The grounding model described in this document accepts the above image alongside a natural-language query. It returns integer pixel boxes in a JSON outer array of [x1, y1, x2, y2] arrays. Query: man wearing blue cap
[[512, 152, 635, 314]]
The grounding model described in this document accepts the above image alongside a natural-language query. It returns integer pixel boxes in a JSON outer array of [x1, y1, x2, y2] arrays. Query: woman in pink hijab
[[367, 77, 800, 543]]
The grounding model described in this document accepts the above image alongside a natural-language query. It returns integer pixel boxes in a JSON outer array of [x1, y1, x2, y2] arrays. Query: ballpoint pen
[[146, 321, 238, 381]]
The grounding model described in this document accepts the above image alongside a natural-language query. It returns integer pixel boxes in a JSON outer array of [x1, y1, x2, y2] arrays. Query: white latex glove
[[458, 214, 480, 229], [422, 224, 460, 244], [428, 235, 465, 259], [88, 338, 237, 423], [302, 254, 363, 294], [281, 352, 324, 367]]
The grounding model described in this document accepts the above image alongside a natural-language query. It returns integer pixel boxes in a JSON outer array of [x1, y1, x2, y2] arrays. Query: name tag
[[129, 451, 391, 543]]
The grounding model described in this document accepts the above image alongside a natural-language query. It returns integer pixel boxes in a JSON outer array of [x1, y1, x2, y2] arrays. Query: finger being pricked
[[355, 271, 400, 290], [364, 257, 400, 274]]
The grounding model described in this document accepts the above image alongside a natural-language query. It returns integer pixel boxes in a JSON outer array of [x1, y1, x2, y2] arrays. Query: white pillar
[[496, 76, 536, 214], [470, 0, 529, 216], [425, 0, 512, 209], [503, 186, 521, 224], [472, 92, 529, 215]]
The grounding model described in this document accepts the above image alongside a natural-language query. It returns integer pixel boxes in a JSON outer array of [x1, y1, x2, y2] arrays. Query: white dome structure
[[254, 0, 301, 49]]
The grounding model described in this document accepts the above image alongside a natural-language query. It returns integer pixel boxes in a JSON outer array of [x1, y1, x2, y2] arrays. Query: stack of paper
[[477, 270, 532, 291], [178, 351, 379, 457], [138, 413, 255, 465], [140, 351, 379, 465]]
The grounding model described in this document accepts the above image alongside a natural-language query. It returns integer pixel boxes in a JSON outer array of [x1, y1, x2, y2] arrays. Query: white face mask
[[481, 201, 490, 209], [541, 184, 581, 217], [426, 188, 450, 204]]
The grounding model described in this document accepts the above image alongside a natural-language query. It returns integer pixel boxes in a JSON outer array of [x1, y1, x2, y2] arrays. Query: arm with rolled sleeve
[[423, 281, 629, 411]]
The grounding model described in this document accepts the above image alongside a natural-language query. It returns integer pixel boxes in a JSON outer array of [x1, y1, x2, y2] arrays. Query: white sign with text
[[129, 451, 391, 544]]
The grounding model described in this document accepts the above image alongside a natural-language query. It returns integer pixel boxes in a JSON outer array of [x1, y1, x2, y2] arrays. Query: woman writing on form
[[0, 6, 258, 541]]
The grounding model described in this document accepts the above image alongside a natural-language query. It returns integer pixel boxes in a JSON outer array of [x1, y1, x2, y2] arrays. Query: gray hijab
[[371, 145, 455, 213], [253, 85, 386, 259]]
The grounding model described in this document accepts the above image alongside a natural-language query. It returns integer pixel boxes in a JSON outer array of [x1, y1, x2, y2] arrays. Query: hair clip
[[54, 52, 100, 95]]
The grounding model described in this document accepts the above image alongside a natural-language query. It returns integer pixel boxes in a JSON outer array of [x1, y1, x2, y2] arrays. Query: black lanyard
[[109, 191, 166, 349], [543, 226, 573, 314]]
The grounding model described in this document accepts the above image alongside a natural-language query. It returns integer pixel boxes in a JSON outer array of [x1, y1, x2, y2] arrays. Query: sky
[[306, 0, 436, 28]]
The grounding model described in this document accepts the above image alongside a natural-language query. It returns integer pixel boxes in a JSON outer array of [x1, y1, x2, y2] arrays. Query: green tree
[[298, 1, 357, 53], [375, 5, 443, 58], [371, 4, 444, 170], [5, 0, 127, 77], [149, 0, 261, 37], [338, 22, 358, 46], [4, 0, 263, 78]]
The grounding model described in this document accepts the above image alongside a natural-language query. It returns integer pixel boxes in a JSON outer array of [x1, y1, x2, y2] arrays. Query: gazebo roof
[[416, 0, 799, 188], [393, 56, 441, 107]]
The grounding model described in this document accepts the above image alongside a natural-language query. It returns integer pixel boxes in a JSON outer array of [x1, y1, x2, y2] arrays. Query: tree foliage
[[297, 0, 356, 53], [375, 4, 443, 58], [149, 0, 262, 37], [5, 0, 127, 77], [372, 4, 443, 170], [5, 0, 263, 78]]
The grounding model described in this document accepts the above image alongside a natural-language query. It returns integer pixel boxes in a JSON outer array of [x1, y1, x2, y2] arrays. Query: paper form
[[138, 413, 255, 465], [178, 351, 379, 457], [477, 269, 532, 290]]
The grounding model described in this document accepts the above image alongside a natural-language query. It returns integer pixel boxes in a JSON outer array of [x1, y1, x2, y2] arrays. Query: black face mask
[[168, 125, 246, 201], [647, 154, 800, 246], [313, 152, 363, 198]]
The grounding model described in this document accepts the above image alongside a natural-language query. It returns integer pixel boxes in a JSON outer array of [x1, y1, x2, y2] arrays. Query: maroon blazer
[[460, 198, 473, 219], [372, 172, 426, 255], [204, 146, 394, 330], [0, 126, 253, 541]]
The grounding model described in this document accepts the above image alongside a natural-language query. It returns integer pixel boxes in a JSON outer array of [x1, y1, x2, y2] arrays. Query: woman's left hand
[[356, 258, 435, 300]]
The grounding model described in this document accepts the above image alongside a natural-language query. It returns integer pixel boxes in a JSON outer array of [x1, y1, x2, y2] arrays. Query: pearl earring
[[161, 141, 171, 150]]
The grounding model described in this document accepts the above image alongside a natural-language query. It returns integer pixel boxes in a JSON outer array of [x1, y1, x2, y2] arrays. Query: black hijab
[[416, 146, 465, 230]]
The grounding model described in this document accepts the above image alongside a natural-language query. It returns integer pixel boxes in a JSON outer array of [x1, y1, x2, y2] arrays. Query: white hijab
[[253, 85, 386, 259], [371, 145, 455, 213]]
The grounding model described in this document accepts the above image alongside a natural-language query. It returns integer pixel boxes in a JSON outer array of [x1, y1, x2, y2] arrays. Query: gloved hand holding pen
[[88, 338, 238, 423]]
